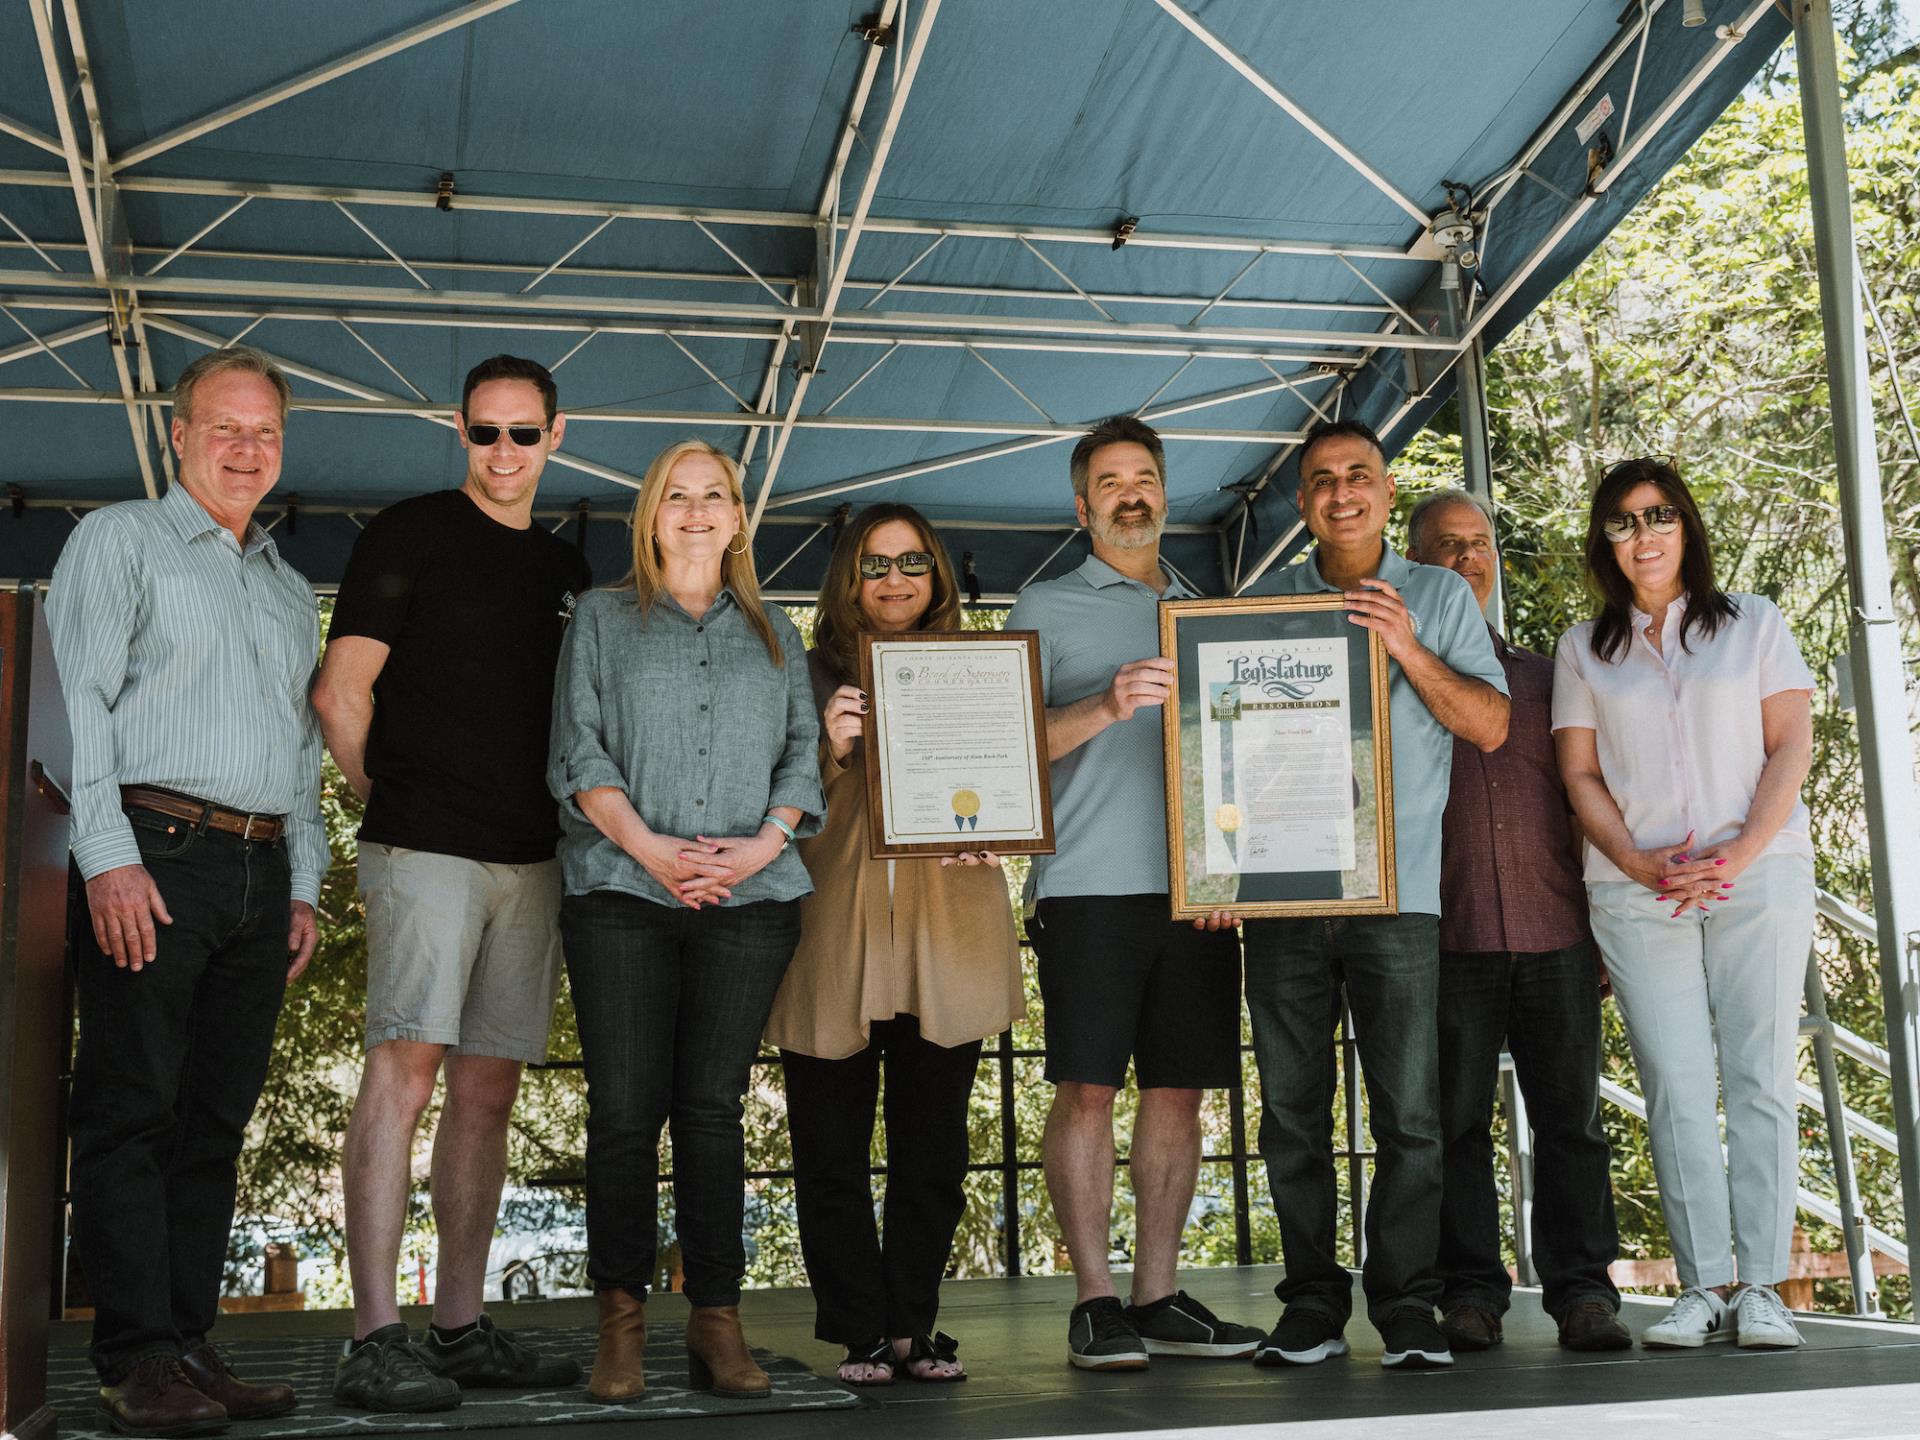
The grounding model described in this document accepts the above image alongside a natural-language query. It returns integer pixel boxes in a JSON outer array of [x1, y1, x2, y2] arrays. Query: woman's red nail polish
[[1715, 859, 1727, 866]]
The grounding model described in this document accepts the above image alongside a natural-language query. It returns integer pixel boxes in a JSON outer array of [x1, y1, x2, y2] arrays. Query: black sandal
[[836, 1338, 896, 1387], [899, 1331, 966, 1383]]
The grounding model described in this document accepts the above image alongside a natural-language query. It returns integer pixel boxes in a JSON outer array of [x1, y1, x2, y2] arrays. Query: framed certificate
[[858, 630, 1056, 859], [1159, 596, 1396, 919]]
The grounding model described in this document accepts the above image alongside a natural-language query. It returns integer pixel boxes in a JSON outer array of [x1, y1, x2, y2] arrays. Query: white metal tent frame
[[3, 0, 1918, 1303], [3, 0, 1785, 585]]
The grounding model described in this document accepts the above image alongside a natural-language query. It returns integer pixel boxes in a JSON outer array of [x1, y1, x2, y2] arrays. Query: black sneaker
[[1253, 1308, 1349, 1367], [1124, 1291, 1263, 1358], [416, 1315, 582, 1388], [333, 1324, 462, 1413], [1379, 1311, 1454, 1370], [1067, 1297, 1149, 1371]]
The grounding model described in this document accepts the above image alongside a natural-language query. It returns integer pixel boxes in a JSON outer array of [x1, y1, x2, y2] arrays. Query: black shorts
[[1030, 894, 1241, 1090]]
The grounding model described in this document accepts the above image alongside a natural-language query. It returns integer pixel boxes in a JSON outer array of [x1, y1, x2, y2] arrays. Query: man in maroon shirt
[[1407, 489, 1629, 1353]]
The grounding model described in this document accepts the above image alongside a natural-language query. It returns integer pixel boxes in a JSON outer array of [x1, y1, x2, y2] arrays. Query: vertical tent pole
[[1794, 0, 1920, 1253], [1454, 332, 1507, 627]]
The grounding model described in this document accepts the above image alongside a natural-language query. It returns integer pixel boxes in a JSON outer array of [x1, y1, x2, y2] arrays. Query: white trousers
[[1586, 852, 1814, 1288]]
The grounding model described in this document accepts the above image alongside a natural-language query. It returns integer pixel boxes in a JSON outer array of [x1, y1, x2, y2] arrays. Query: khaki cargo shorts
[[359, 842, 564, 1063]]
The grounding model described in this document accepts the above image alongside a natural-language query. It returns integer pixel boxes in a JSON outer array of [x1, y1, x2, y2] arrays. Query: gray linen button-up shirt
[[45, 481, 328, 905], [1005, 553, 1195, 900], [547, 585, 824, 906]]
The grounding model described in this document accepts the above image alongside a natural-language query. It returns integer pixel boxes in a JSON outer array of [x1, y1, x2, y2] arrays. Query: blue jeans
[[1436, 942, 1620, 1319], [1243, 913, 1443, 1328], [69, 809, 293, 1381], [560, 890, 801, 1306]]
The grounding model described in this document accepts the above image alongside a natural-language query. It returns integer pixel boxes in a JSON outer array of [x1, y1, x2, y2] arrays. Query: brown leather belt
[[120, 785, 286, 843]]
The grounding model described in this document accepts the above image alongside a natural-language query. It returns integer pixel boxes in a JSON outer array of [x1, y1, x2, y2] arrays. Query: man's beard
[[1090, 505, 1164, 551]]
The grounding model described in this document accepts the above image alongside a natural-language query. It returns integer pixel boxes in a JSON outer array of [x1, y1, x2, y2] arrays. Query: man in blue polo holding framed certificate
[[1243, 419, 1509, 1372], [1006, 415, 1263, 1373]]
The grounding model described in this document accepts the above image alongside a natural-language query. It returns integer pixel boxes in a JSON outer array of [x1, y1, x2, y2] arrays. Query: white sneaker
[[1641, 1286, 1732, 1347], [1733, 1284, 1802, 1349]]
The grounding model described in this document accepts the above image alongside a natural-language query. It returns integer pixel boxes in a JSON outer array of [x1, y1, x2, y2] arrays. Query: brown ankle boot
[[684, 1305, 769, 1398], [588, 1289, 647, 1402]]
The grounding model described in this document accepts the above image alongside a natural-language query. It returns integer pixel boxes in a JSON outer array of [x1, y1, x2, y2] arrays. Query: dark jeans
[[561, 890, 801, 1307], [1436, 942, 1621, 1320], [783, 1016, 982, 1345], [69, 811, 292, 1382], [1243, 913, 1443, 1329]]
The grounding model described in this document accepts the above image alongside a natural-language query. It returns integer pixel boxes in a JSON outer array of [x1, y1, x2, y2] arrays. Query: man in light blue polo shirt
[[1006, 416, 1262, 1372], [1244, 419, 1509, 1374]]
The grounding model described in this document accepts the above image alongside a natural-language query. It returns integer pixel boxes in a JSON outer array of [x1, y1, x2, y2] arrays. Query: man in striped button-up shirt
[[47, 347, 325, 1435]]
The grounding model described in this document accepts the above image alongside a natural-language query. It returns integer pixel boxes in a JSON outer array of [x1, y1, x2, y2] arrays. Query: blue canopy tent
[[2, 0, 1918, 1345], [0, 0, 1794, 600]]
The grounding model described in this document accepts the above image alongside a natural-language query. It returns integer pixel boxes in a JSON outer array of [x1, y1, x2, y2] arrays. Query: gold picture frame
[[1159, 595, 1396, 919]]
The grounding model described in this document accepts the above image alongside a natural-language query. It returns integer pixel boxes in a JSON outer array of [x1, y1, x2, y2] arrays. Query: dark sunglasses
[[858, 551, 935, 580], [1601, 504, 1682, 542], [465, 423, 549, 446]]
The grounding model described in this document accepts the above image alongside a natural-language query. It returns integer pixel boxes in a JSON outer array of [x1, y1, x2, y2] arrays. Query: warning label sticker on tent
[[1576, 93, 1614, 145]]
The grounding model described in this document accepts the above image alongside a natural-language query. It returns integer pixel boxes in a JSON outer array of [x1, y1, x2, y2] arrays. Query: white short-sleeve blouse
[[1551, 592, 1816, 884]]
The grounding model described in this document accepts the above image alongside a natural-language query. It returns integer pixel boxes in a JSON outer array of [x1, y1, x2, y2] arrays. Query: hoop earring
[[726, 530, 749, 557]]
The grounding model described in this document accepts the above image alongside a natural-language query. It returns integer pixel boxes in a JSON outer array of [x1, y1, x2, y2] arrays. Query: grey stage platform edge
[[48, 1266, 1920, 1440]]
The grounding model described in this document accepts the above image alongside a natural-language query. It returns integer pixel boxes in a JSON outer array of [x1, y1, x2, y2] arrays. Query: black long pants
[[1435, 942, 1621, 1320], [782, 1015, 982, 1345], [69, 810, 292, 1382]]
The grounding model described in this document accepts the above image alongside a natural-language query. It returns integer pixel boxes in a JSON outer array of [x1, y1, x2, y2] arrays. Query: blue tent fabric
[[0, 0, 1789, 595]]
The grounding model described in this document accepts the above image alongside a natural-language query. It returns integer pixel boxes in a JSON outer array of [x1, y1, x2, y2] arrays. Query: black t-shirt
[[330, 488, 592, 864]]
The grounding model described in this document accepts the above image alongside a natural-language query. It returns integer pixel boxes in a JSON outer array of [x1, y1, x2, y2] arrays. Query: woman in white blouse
[[1552, 458, 1815, 1351]]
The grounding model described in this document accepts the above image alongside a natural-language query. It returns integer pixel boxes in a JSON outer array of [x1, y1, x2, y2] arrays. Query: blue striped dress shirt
[[46, 482, 328, 906]]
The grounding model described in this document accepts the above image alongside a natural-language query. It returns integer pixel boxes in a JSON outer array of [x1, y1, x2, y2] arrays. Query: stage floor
[[49, 1266, 1920, 1439]]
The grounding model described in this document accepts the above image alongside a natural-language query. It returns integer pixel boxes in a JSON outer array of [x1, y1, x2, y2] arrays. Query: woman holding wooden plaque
[[766, 503, 1024, 1386]]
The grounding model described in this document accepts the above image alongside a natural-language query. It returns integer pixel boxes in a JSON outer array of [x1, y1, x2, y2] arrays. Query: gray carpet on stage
[[47, 1325, 864, 1435]]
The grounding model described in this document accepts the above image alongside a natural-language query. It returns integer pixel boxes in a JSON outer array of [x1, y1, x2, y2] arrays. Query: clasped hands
[[1624, 829, 1751, 918], [635, 827, 785, 910]]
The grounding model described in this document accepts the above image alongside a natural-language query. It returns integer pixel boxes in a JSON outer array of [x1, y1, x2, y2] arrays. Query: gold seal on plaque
[[1214, 803, 1243, 834]]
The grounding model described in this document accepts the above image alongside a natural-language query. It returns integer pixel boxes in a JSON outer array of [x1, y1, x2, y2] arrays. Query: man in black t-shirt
[[314, 356, 590, 1411]]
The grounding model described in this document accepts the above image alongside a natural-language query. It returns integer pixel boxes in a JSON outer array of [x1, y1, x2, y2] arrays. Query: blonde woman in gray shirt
[[548, 440, 824, 1403]]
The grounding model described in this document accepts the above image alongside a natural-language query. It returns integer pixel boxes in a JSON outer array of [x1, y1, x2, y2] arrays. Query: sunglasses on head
[[1601, 504, 1682, 542], [465, 423, 549, 447], [858, 551, 935, 580]]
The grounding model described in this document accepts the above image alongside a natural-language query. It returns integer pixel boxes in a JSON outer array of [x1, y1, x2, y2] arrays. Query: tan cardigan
[[764, 651, 1025, 1060]]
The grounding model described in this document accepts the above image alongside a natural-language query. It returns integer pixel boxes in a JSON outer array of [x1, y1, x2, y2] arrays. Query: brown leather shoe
[[179, 1342, 296, 1420], [1439, 1304, 1503, 1351], [1558, 1299, 1633, 1351], [99, 1354, 230, 1437], [685, 1305, 770, 1398], [589, 1289, 648, 1402]]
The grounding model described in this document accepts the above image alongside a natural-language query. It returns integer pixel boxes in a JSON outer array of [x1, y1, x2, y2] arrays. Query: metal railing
[[1506, 887, 1909, 1317], [525, 996, 1384, 1279], [518, 890, 1910, 1311], [526, 1005, 1376, 1278], [51, 885, 1897, 1313]]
